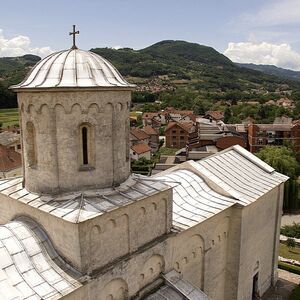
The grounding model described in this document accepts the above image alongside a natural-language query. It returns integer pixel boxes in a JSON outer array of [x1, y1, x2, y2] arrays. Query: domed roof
[[11, 49, 135, 89]]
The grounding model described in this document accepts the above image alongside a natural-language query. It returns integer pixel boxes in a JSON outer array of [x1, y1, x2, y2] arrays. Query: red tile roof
[[131, 143, 151, 154], [130, 128, 149, 140], [165, 121, 195, 133], [205, 111, 224, 121], [142, 125, 159, 136], [0, 145, 21, 172]]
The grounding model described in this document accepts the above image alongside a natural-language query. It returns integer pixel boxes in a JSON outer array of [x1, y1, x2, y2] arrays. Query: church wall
[[67, 206, 232, 300], [0, 193, 82, 269], [169, 207, 232, 300], [18, 90, 131, 194], [224, 204, 243, 300], [78, 188, 172, 274], [236, 184, 283, 300]]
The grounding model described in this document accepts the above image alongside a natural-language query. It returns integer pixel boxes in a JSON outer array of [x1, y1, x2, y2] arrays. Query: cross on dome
[[69, 25, 79, 49]]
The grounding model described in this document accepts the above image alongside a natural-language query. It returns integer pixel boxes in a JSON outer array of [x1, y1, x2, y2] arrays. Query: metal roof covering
[[11, 49, 135, 89], [153, 145, 288, 229], [0, 175, 168, 223], [0, 131, 20, 147], [0, 217, 82, 300], [156, 169, 236, 229], [145, 270, 208, 300], [193, 145, 288, 204]]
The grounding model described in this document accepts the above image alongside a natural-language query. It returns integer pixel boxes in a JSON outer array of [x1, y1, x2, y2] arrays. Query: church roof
[[146, 270, 208, 300], [156, 169, 236, 229], [193, 145, 288, 204], [154, 145, 288, 230], [0, 175, 168, 223], [10, 49, 135, 90], [0, 217, 82, 300]]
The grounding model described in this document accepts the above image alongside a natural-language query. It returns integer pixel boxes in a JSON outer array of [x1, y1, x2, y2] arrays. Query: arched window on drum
[[26, 121, 37, 167], [79, 123, 94, 169]]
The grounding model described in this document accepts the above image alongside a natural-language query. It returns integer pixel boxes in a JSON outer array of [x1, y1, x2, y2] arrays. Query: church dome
[[11, 49, 135, 89]]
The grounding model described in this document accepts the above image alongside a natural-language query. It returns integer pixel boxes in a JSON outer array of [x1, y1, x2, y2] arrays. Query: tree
[[224, 106, 232, 123], [286, 238, 296, 252], [256, 146, 298, 179], [256, 146, 300, 211]]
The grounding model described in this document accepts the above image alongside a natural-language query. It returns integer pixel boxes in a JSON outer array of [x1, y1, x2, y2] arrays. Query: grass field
[[279, 243, 300, 261], [0, 108, 19, 127], [159, 147, 180, 156]]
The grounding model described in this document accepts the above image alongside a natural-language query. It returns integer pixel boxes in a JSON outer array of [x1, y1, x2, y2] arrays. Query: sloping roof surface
[[166, 122, 195, 133], [131, 143, 151, 154], [156, 169, 235, 229], [145, 270, 208, 300], [0, 132, 20, 146], [11, 49, 135, 89], [0, 175, 168, 224], [130, 128, 149, 141], [154, 145, 288, 229], [0, 218, 81, 300], [194, 145, 288, 204], [142, 125, 159, 136]]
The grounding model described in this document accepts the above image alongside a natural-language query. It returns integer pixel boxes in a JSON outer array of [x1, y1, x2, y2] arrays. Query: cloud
[[0, 29, 53, 58], [224, 41, 300, 71], [240, 0, 300, 27], [112, 45, 122, 50]]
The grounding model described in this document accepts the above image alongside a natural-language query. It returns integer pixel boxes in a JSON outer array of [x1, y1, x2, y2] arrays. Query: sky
[[1, 0, 300, 70]]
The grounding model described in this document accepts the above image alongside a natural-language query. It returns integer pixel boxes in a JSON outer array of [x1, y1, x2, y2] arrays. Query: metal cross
[[69, 25, 79, 49]]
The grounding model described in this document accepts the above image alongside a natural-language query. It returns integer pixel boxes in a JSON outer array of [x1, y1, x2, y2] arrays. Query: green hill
[[91, 40, 300, 92], [0, 54, 41, 108], [237, 63, 300, 81], [1, 40, 300, 109]]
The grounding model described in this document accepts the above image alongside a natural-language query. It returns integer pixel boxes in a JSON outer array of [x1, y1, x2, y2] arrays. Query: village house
[[130, 127, 150, 146], [165, 121, 197, 148], [142, 112, 167, 128], [0, 131, 21, 153], [130, 143, 152, 160], [248, 122, 300, 153], [0, 144, 22, 178], [204, 110, 224, 122], [142, 125, 160, 152]]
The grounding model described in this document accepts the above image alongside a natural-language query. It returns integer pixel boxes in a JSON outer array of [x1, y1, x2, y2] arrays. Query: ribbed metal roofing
[[0, 175, 168, 223], [156, 169, 236, 229], [11, 49, 135, 89], [0, 217, 82, 300], [145, 270, 208, 300]]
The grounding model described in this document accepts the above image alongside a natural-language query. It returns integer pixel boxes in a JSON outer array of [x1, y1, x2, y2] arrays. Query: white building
[[0, 38, 288, 300]]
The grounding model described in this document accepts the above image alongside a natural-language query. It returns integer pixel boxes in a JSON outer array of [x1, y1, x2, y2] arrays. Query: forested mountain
[[91, 40, 300, 91], [237, 63, 300, 81], [1, 40, 300, 108], [0, 54, 41, 108]]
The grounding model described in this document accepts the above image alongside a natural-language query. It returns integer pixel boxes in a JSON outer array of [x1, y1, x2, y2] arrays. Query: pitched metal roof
[[0, 217, 82, 300], [145, 270, 208, 300], [10, 49, 135, 90], [194, 145, 289, 204], [0, 175, 168, 223], [156, 169, 236, 229], [153, 145, 288, 229]]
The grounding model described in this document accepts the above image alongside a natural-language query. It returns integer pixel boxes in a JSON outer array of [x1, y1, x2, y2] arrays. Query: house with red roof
[[130, 143, 151, 160]]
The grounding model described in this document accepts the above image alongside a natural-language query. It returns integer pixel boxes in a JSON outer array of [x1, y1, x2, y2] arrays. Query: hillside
[[0, 54, 41, 108], [91, 40, 300, 95], [237, 63, 300, 81], [1, 40, 300, 109]]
